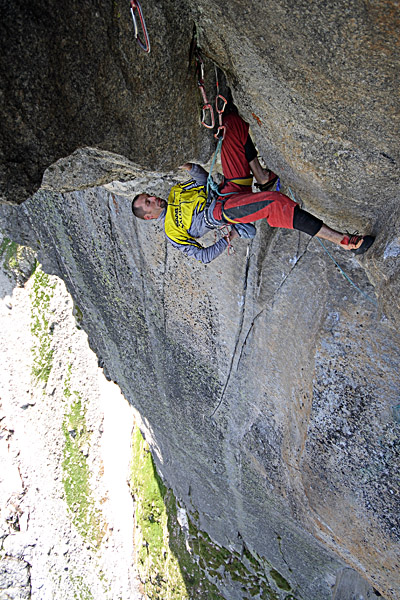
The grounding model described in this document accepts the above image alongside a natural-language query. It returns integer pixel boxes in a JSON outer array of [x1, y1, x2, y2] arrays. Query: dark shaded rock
[[1, 0, 399, 323], [0, 0, 212, 204]]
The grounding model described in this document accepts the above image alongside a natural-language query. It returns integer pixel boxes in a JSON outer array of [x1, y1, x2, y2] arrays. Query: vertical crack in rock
[[161, 238, 169, 336], [211, 233, 311, 420], [209, 241, 253, 418], [236, 234, 312, 369], [274, 529, 303, 598], [2, 2, 399, 594], [107, 193, 125, 292]]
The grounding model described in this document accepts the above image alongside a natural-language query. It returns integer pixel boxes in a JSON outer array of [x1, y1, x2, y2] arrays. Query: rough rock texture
[[1, 0, 399, 323], [0, 246, 141, 600], [192, 0, 400, 326], [1, 1, 400, 599], [1, 179, 398, 599], [4, 0, 398, 210]]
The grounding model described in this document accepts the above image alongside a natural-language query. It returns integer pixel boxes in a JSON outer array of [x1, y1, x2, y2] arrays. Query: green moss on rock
[[130, 426, 224, 599], [30, 265, 56, 385], [269, 568, 291, 591], [130, 426, 296, 600], [62, 395, 105, 548]]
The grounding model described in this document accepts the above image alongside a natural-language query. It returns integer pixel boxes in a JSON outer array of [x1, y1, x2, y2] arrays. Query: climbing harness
[[130, 0, 150, 53], [287, 187, 378, 307]]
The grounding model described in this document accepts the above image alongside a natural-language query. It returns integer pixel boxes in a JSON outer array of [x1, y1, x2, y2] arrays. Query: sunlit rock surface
[[0, 249, 140, 599], [1, 179, 397, 599]]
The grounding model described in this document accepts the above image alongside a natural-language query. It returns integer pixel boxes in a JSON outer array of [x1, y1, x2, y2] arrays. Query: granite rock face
[[1, 179, 397, 599], [1, 1, 399, 599], [4, 0, 398, 211]]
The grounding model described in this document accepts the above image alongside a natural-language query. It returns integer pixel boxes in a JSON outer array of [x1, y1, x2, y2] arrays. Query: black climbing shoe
[[353, 235, 375, 255], [341, 234, 375, 255]]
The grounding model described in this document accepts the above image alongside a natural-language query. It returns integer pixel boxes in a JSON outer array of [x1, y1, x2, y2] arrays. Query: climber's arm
[[165, 231, 228, 264], [180, 163, 208, 187]]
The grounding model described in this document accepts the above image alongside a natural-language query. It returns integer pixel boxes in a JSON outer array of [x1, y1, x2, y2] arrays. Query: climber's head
[[132, 193, 166, 220]]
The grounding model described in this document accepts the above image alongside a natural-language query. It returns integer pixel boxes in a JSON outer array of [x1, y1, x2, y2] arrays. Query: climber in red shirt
[[133, 111, 375, 262]]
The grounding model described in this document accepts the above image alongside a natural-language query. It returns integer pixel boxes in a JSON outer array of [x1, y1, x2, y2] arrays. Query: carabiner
[[130, 0, 151, 53], [214, 125, 226, 140], [215, 94, 227, 115], [215, 225, 235, 256], [198, 82, 209, 105], [202, 104, 215, 129], [214, 66, 227, 139]]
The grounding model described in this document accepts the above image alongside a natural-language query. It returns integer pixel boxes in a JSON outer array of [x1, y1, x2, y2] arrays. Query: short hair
[[132, 194, 146, 219]]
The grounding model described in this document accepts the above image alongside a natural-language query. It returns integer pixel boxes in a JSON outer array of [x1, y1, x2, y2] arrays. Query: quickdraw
[[195, 50, 214, 129], [195, 50, 227, 139], [214, 65, 227, 141], [192, 41, 236, 255], [130, 0, 150, 53], [196, 55, 230, 195]]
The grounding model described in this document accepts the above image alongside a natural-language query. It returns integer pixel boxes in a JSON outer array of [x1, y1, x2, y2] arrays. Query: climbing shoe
[[255, 172, 278, 192], [353, 235, 375, 255], [341, 234, 375, 255]]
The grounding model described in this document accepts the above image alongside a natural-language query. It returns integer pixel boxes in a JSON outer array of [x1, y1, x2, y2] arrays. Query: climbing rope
[[206, 137, 236, 253], [316, 239, 378, 307], [193, 46, 237, 255], [206, 137, 223, 195], [203, 123, 238, 254], [130, 0, 150, 53], [206, 137, 239, 197], [192, 42, 230, 196], [287, 187, 378, 307]]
